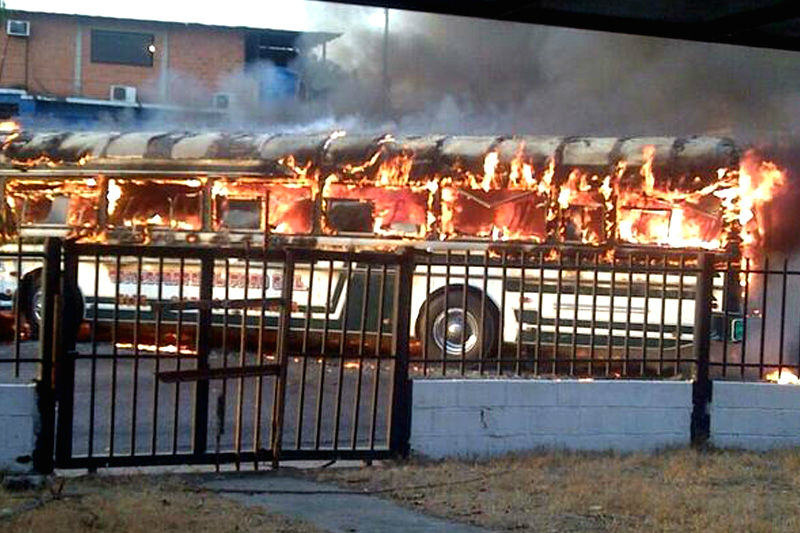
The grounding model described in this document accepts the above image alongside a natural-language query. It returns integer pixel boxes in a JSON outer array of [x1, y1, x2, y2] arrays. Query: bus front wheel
[[417, 291, 498, 361]]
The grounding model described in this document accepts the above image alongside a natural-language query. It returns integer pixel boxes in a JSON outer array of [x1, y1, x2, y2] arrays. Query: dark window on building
[[91, 30, 154, 67], [245, 32, 298, 67]]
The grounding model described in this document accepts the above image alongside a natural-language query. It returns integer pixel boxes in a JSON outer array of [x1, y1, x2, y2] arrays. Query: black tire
[[416, 289, 498, 361], [22, 271, 42, 339], [23, 271, 84, 340]]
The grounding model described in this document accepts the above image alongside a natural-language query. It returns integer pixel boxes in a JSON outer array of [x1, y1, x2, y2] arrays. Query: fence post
[[389, 247, 414, 458], [692, 252, 713, 447], [193, 253, 214, 456], [33, 237, 61, 474], [54, 240, 79, 466]]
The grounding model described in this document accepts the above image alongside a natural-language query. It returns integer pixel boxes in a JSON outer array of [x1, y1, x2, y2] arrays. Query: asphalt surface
[[1, 339, 395, 461], [201, 473, 490, 533]]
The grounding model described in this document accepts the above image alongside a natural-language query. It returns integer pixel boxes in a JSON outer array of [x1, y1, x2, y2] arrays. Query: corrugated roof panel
[[104, 132, 165, 159]]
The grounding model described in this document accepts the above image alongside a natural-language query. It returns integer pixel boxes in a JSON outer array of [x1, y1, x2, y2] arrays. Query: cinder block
[[504, 380, 558, 407], [419, 407, 486, 437], [530, 407, 581, 435], [556, 380, 650, 407], [711, 434, 800, 451], [456, 380, 508, 407], [410, 407, 436, 437], [648, 382, 693, 408], [712, 381, 800, 409], [0, 382, 37, 416]]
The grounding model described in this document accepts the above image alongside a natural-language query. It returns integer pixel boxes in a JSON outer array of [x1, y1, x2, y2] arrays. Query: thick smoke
[[18, 4, 800, 141], [331, 11, 800, 140]]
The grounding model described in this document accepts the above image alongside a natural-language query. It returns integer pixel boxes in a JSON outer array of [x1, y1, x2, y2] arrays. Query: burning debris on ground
[[0, 128, 786, 264]]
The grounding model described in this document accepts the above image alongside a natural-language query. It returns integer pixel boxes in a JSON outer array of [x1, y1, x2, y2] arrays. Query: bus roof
[[0, 131, 739, 178]]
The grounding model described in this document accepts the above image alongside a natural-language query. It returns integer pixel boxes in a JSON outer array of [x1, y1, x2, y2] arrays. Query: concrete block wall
[[411, 379, 692, 458], [0, 381, 38, 473], [711, 381, 800, 449]]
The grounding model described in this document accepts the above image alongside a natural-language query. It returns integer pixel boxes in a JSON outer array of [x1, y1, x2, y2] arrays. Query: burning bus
[[0, 129, 785, 366]]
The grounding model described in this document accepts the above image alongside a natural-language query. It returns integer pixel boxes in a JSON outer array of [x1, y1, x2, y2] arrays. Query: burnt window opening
[[326, 199, 374, 233], [108, 181, 202, 230], [221, 198, 263, 230], [91, 30, 155, 67]]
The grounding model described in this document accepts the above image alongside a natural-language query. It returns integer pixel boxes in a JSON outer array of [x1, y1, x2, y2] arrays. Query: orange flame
[[765, 368, 800, 385]]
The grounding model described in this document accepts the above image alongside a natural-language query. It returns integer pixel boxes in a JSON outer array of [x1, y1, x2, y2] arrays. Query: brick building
[[0, 10, 339, 125]]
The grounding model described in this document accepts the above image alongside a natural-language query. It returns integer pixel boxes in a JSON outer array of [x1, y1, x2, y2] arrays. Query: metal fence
[[410, 247, 707, 379], [408, 247, 800, 383], [0, 243, 52, 381], [50, 241, 412, 470], [3, 236, 800, 470]]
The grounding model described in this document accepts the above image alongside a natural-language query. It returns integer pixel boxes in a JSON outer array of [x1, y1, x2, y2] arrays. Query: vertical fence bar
[[193, 253, 213, 457], [741, 258, 750, 379], [778, 258, 788, 373], [691, 252, 713, 447], [369, 264, 388, 451], [271, 249, 295, 468], [461, 251, 469, 375], [389, 248, 413, 458], [332, 258, 353, 451], [676, 255, 685, 375], [758, 257, 769, 378], [88, 253, 100, 460], [34, 238, 61, 474], [55, 241, 79, 466]]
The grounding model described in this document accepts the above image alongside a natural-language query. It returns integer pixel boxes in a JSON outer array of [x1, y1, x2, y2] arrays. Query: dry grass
[[1, 475, 319, 533], [316, 448, 800, 532]]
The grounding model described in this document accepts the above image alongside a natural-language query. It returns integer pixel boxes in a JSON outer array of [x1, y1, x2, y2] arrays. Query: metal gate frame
[[49, 241, 413, 470]]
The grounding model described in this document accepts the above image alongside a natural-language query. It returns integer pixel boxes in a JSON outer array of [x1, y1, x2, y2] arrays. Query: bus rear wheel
[[417, 291, 497, 361], [23, 272, 84, 340]]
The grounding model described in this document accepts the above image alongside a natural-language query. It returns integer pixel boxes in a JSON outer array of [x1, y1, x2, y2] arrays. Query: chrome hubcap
[[432, 308, 479, 355], [32, 289, 43, 325]]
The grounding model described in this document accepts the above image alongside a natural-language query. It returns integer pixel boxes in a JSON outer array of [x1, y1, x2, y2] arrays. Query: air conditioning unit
[[211, 92, 233, 110], [6, 20, 30, 37], [109, 85, 137, 104]]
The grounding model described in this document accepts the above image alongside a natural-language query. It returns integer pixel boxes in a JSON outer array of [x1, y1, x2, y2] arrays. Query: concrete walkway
[[199, 473, 491, 533]]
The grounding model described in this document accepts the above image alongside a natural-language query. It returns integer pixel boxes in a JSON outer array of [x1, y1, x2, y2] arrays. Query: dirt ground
[[315, 448, 800, 532], [0, 475, 319, 533]]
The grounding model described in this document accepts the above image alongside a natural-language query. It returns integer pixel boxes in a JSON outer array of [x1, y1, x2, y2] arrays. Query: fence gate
[[53, 242, 413, 469]]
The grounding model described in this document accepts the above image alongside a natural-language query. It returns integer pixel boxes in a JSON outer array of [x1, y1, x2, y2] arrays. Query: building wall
[[0, 13, 77, 97], [168, 26, 249, 107], [411, 379, 693, 458], [0, 11, 249, 107], [710, 381, 800, 449]]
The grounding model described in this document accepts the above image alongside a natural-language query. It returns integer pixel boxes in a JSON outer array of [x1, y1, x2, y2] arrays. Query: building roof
[[8, 9, 341, 49], [320, 0, 800, 52]]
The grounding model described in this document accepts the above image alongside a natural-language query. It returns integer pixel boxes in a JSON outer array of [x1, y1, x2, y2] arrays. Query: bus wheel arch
[[414, 285, 500, 360], [21, 268, 84, 339]]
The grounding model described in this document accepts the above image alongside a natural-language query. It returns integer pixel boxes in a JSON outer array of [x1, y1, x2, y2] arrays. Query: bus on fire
[[0, 130, 775, 361]]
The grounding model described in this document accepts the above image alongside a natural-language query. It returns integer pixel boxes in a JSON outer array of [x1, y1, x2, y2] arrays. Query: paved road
[[1, 339, 395, 462]]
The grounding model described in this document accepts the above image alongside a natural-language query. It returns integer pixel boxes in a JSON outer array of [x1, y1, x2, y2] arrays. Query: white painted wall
[[411, 379, 692, 458], [711, 381, 800, 450], [0, 381, 38, 473]]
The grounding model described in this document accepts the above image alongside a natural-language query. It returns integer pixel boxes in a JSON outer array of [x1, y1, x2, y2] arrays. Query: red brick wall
[[0, 12, 248, 106], [167, 26, 248, 107], [78, 18, 164, 103], [0, 13, 77, 96]]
